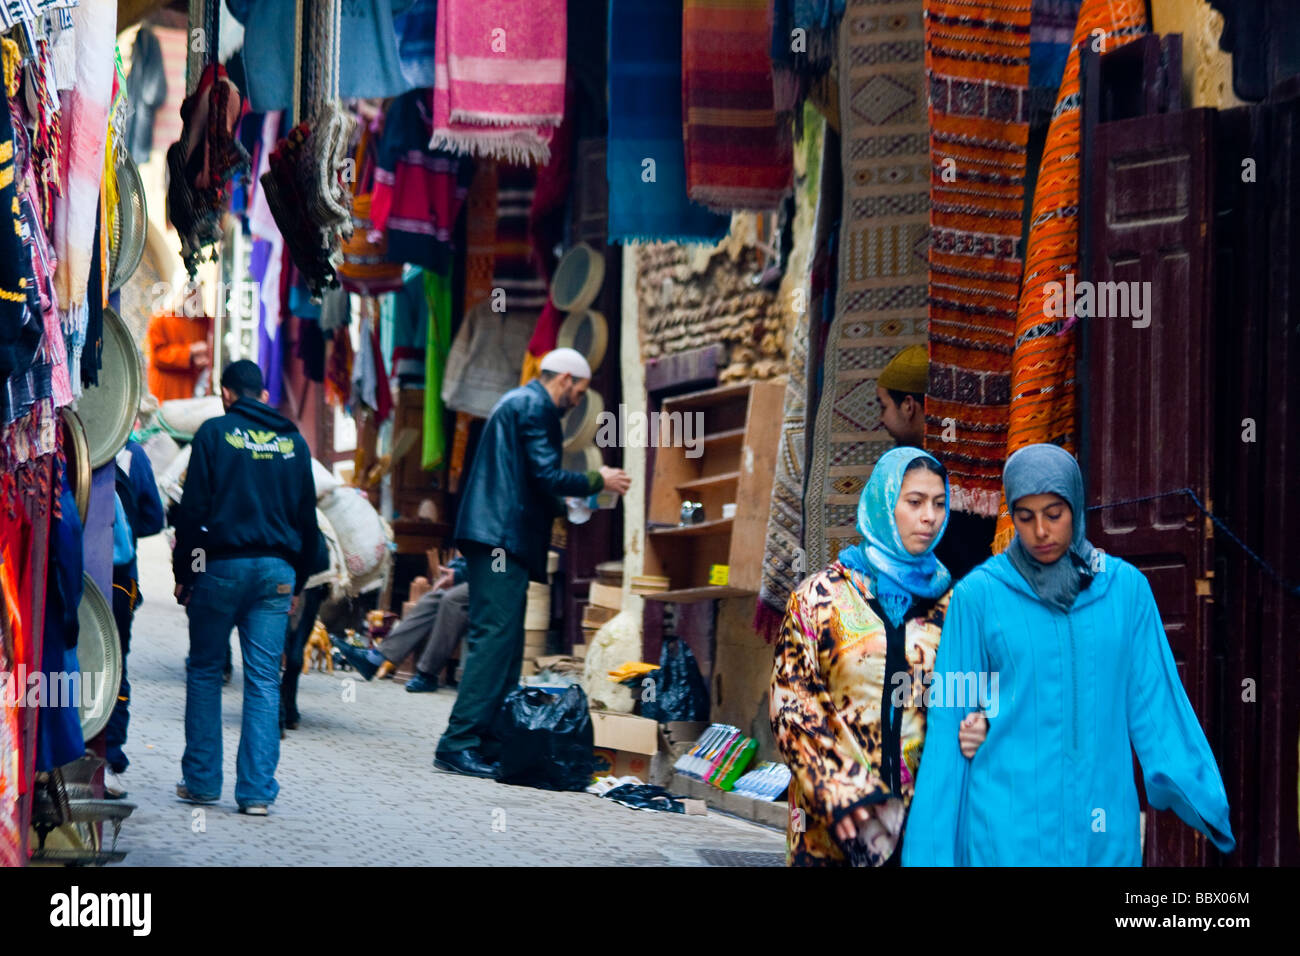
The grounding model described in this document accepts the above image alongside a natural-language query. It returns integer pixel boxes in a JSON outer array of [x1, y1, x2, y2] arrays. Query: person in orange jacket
[[147, 312, 212, 402]]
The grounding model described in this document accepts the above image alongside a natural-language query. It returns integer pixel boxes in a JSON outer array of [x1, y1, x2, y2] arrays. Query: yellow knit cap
[[878, 344, 928, 395]]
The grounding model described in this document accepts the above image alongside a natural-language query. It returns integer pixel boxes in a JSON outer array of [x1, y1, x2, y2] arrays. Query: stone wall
[[635, 216, 788, 382]]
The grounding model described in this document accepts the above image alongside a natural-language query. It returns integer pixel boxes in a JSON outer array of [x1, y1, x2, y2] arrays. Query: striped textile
[[492, 164, 548, 312], [430, 0, 564, 164], [758, 101, 828, 636], [804, 0, 930, 572], [448, 161, 499, 493], [682, 0, 792, 211], [992, 0, 1146, 551], [922, 0, 1031, 518]]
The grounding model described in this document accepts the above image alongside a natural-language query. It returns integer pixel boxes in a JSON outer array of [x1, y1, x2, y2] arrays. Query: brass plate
[[59, 407, 91, 525], [76, 307, 142, 469], [76, 575, 122, 743]]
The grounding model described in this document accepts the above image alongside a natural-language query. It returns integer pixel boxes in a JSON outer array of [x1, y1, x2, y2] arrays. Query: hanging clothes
[[422, 269, 452, 469], [33, 460, 85, 773], [393, 0, 438, 89], [228, 0, 410, 112], [371, 90, 474, 274], [52, 0, 115, 312], [390, 266, 430, 387]]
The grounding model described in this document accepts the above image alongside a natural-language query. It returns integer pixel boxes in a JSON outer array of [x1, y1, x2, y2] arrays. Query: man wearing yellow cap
[[875, 344, 928, 446], [876, 344, 994, 581]]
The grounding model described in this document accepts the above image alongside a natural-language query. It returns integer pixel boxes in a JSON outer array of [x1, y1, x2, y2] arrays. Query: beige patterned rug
[[804, 0, 930, 571]]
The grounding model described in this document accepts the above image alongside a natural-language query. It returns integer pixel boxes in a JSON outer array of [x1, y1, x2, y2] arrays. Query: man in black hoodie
[[172, 360, 317, 816]]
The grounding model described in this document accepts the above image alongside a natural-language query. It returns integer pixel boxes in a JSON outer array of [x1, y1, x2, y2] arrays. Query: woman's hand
[[958, 711, 989, 758], [834, 805, 873, 844]]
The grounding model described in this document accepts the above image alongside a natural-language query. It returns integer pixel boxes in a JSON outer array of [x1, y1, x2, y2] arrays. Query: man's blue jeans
[[182, 556, 294, 807]]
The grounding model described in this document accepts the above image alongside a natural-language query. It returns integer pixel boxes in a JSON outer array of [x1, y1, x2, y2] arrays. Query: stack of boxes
[[521, 582, 551, 676], [577, 561, 623, 659]]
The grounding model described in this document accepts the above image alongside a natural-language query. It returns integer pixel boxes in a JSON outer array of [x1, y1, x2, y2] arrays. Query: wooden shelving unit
[[640, 380, 784, 603]]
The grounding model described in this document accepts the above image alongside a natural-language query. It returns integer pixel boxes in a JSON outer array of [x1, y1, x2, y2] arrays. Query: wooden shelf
[[638, 585, 755, 603], [648, 517, 734, 538], [662, 382, 755, 410], [675, 470, 741, 492], [643, 380, 786, 597]]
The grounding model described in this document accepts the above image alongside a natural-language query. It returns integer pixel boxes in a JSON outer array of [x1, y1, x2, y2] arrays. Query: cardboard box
[[587, 582, 623, 612], [572, 643, 587, 660], [590, 710, 657, 781], [660, 721, 709, 757]]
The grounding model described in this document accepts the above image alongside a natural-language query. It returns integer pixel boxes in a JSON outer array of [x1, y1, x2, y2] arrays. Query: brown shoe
[[376, 660, 396, 680]]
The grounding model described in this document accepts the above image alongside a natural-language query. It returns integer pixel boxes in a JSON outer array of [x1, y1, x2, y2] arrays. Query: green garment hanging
[[422, 269, 452, 469]]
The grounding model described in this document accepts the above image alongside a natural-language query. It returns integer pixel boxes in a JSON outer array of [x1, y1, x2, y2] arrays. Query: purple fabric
[[250, 238, 283, 407]]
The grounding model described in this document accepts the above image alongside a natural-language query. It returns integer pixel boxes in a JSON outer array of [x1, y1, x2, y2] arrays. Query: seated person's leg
[[407, 582, 470, 693]]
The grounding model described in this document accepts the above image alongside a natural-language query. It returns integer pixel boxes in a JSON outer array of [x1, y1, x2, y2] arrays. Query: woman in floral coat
[[771, 448, 987, 866]]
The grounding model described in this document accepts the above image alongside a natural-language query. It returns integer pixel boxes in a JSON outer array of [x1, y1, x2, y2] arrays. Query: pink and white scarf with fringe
[[52, 0, 115, 313], [430, 0, 565, 165]]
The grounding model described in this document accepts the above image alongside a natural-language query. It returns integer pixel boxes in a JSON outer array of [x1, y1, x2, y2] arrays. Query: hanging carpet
[[922, 0, 1031, 519], [804, 0, 931, 573], [993, 0, 1147, 551], [757, 102, 827, 634]]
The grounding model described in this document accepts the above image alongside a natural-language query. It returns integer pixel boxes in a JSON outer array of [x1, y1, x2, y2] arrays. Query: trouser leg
[[280, 584, 324, 726], [106, 569, 135, 773], [379, 587, 443, 663], [436, 547, 527, 755], [416, 581, 469, 677], [234, 558, 293, 808]]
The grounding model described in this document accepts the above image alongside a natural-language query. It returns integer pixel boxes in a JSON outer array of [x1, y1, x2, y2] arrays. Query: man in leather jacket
[[434, 349, 631, 778]]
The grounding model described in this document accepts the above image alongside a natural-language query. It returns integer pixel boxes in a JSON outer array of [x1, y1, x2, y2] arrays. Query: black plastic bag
[[493, 685, 596, 791], [641, 637, 710, 723], [603, 784, 684, 813]]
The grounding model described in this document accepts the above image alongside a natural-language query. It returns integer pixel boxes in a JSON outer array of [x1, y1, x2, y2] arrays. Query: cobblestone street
[[111, 536, 785, 866]]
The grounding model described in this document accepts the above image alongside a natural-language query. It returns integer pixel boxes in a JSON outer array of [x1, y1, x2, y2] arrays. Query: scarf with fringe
[[430, 0, 565, 165]]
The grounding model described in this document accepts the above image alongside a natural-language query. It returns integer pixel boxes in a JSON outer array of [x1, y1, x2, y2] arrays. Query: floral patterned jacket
[[771, 562, 949, 866]]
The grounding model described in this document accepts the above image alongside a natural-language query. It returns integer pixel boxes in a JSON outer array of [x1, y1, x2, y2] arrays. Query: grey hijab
[[1003, 444, 1099, 613]]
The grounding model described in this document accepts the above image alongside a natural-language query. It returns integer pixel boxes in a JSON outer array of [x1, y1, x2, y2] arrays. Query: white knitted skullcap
[[539, 347, 592, 380]]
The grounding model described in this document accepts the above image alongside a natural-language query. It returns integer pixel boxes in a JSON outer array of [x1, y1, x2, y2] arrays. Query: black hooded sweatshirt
[[173, 397, 317, 593]]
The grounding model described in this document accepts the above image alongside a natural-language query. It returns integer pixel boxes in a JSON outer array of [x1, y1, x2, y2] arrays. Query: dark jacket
[[113, 440, 166, 580], [173, 397, 318, 593], [454, 380, 598, 582]]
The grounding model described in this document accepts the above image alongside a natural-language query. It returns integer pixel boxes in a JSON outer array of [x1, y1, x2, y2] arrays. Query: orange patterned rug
[[993, 0, 1147, 551], [923, 0, 1031, 518]]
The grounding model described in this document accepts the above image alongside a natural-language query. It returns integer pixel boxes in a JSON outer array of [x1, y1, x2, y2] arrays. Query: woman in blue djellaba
[[902, 443, 1235, 866]]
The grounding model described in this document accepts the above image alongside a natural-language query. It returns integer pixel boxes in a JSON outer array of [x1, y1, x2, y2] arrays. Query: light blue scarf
[[837, 447, 952, 627]]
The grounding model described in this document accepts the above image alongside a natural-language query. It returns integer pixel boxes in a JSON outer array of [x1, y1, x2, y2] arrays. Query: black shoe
[[405, 673, 439, 693], [433, 749, 499, 779], [330, 637, 378, 680]]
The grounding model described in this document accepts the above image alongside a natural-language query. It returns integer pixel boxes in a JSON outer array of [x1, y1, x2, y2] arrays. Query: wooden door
[[1255, 91, 1300, 865], [1084, 107, 1219, 866]]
